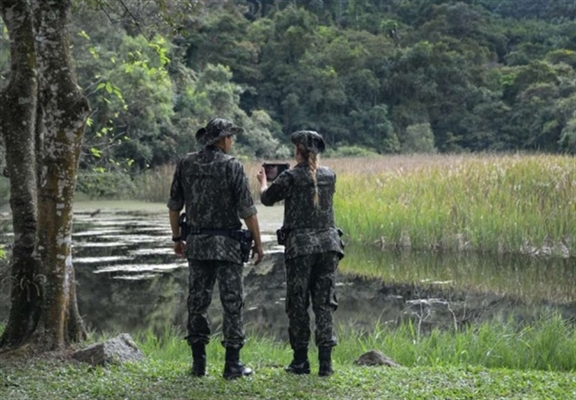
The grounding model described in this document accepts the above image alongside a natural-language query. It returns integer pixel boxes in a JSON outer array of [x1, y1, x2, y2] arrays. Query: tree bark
[[35, 0, 90, 349], [0, 0, 42, 349], [0, 0, 89, 352]]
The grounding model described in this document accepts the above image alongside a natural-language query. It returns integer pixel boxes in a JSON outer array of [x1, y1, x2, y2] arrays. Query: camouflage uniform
[[168, 145, 256, 350], [261, 162, 344, 351]]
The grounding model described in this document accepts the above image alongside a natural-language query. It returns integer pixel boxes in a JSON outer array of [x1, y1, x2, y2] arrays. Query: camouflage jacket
[[167, 146, 256, 263], [260, 162, 344, 260]]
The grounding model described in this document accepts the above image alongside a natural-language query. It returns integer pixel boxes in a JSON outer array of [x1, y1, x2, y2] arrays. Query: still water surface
[[1, 202, 575, 340]]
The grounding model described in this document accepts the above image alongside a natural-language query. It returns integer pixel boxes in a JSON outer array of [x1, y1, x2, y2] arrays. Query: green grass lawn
[[2, 355, 575, 400]]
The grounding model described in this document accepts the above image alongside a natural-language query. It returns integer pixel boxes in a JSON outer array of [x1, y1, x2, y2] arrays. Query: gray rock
[[72, 333, 145, 367], [354, 350, 399, 367]]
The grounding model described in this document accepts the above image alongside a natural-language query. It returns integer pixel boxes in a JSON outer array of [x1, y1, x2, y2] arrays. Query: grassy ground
[[3, 358, 575, 400], [2, 317, 576, 400]]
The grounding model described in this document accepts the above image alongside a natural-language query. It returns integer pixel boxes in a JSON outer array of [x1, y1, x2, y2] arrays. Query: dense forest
[[1, 0, 576, 173]]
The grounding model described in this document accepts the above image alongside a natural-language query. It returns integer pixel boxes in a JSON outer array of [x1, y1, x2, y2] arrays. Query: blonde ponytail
[[298, 144, 320, 207], [308, 152, 319, 207]]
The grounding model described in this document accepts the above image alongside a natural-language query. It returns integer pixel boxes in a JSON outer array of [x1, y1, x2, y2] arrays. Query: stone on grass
[[72, 333, 144, 367], [354, 350, 399, 367]]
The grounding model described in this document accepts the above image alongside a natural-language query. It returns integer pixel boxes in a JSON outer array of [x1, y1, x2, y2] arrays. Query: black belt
[[188, 228, 239, 236]]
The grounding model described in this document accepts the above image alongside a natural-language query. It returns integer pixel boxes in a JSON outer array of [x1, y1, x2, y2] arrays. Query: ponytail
[[298, 145, 319, 207]]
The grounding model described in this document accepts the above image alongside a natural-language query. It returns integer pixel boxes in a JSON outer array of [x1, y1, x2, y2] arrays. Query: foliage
[[4, 0, 575, 171], [324, 145, 379, 158], [401, 123, 437, 154], [76, 172, 136, 199]]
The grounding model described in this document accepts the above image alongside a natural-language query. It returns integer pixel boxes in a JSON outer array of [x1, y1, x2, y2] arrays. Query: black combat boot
[[222, 347, 253, 380], [285, 348, 310, 375], [191, 343, 206, 377], [318, 346, 334, 377]]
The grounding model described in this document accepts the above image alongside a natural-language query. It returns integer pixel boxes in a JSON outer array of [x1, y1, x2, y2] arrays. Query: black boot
[[223, 347, 253, 380], [318, 347, 334, 377], [285, 348, 310, 375], [191, 343, 206, 377]]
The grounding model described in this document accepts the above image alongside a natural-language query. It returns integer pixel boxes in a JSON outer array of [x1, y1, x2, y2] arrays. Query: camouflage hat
[[195, 118, 243, 146], [290, 130, 326, 154]]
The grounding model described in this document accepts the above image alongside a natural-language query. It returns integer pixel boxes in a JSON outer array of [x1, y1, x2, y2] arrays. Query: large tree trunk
[[0, 0, 42, 349], [0, 0, 89, 352], [35, 0, 90, 349]]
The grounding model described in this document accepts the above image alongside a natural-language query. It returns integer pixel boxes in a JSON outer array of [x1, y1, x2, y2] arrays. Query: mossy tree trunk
[[0, 0, 42, 349], [0, 0, 89, 352]]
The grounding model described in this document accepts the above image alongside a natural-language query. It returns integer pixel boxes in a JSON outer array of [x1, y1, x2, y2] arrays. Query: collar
[[205, 145, 226, 154]]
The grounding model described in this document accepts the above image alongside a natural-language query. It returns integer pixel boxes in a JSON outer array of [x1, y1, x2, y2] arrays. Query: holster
[[179, 213, 189, 240], [276, 227, 289, 246], [232, 229, 253, 263]]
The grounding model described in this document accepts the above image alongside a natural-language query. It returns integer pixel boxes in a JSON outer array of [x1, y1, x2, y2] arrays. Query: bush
[[325, 145, 379, 158], [76, 172, 136, 199]]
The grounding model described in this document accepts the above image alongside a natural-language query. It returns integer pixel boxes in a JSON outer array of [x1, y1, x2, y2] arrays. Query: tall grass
[[331, 154, 575, 257], [133, 154, 575, 257], [132, 313, 576, 372], [131, 165, 175, 203], [338, 313, 576, 372]]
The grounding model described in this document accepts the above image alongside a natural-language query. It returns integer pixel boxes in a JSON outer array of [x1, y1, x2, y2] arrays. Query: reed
[[133, 153, 575, 257], [329, 154, 575, 257], [131, 165, 175, 203], [131, 313, 576, 372]]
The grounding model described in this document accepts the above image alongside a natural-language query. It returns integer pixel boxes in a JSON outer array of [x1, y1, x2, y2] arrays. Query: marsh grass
[[132, 154, 575, 257], [129, 314, 576, 373], [330, 154, 575, 257], [131, 165, 174, 203]]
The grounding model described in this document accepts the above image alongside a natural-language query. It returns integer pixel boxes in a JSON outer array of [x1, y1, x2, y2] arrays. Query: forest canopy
[[2, 0, 575, 173]]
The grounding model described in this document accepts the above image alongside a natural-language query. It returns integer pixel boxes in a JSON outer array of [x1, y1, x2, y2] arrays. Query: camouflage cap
[[195, 118, 243, 146], [290, 130, 326, 154]]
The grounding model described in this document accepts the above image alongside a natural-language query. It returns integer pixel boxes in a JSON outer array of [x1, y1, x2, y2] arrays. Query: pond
[[1, 201, 575, 341]]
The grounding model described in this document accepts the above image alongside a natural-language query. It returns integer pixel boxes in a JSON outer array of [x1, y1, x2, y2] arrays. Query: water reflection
[[0, 206, 575, 341]]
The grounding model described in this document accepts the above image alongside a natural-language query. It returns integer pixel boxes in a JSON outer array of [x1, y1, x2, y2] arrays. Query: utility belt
[[276, 227, 344, 246], [179, 214, 253, 263]]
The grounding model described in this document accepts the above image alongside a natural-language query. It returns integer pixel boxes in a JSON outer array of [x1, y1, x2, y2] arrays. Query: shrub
[[76, 172, 136, 199]]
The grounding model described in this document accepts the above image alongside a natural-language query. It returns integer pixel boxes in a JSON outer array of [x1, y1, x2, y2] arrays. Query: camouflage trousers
[[284, 251, 339, 350], [186, 259, 245, 349]]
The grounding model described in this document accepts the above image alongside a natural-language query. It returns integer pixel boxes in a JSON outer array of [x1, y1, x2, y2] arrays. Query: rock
[[72, 333, 144, 367], [354, 350, 399, 367]]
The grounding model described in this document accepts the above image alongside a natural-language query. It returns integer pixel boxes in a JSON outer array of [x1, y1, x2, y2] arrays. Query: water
[[0, 202, 575, 340]]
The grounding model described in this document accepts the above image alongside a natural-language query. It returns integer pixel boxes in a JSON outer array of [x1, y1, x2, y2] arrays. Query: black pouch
[[276, 228, 288, 246]]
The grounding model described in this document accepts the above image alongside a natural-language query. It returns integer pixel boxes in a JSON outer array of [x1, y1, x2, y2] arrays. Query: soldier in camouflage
[[257, 130, 344, 377], [168, 118, 264, 380]]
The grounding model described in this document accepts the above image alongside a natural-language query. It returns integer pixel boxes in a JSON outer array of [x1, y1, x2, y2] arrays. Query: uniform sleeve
[[260, 170, 292, 206], [230, 160, 257, 219], [167, 160, 184, 211]]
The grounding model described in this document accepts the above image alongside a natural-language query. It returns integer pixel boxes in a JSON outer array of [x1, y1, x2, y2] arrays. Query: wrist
[[172, 236, 181, 242]]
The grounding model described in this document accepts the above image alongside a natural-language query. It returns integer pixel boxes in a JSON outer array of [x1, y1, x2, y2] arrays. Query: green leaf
[[78, 30, 90, 40], [90, 147, 102, 158]]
